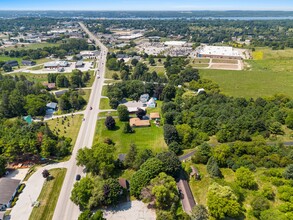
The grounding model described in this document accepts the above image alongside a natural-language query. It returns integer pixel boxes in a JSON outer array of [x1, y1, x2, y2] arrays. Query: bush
[[283, 164, 293, 179], [105, 116, 116, 130], [123, 123, 133, 134], [17, 184, 26, 194], [251, 196, 270, 217], [168, 142, 182, 155]]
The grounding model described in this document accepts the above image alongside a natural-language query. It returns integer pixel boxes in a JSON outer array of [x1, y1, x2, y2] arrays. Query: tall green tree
[[71, 176, 94, 210]]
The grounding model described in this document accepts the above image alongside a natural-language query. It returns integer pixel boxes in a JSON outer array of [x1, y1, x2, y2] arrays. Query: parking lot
[[103, 201, 156, 220]]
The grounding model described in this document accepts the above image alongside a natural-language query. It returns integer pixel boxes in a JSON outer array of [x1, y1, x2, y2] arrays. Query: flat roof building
[[44, 61, 69, 69], [164, 41, 187, 47], [198, 45, 242, 59]]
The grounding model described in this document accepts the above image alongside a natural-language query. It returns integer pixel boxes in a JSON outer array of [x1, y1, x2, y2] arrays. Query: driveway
[[103, 201, 156, 220], [10, 162, 68, 220]]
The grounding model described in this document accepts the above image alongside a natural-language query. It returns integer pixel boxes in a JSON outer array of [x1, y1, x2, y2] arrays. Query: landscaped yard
[[47, 114, 83, 146], [94, 120, 167, 155], [199, 48, 293, 98], [99, 98, 111, 110], [29, 168, 66, 220]]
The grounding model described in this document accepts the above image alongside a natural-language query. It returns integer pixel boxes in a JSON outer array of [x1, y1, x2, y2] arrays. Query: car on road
[[97, 75, 100, 78], [76, 174, 81, 181]]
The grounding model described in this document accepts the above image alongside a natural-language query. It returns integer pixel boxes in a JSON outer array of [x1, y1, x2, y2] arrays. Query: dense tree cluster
[[58, 90, 86, 112], [0, 74, 55, 118], [130, 152, 181, 198], [76, 143, 115, 178], [0, 119, 72, 162], [207, 182, 242, 219], [48, 70, 91, 89], [163, 92, 293, 145], [193, 140, 292, 171], [107, 80, 164, 103], [0, 39, 94, 61]]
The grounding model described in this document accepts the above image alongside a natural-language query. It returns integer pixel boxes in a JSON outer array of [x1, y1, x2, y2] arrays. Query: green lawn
[[105, 68, 119, 79], [94, 120, 167, 155], [191, 58, 210, 64], [212, 59, 238, 64], [47, 114, 83, 146], [29, 168, 66, 220], [98, 111, 118, 117], [199, 48, 293, 98], [29, 65, 44, 70], [0, 56, 23, 66], [99, 98, 111, 110], [80, 89, 91, 103], [6, 43, 59, 51], [102, 86, 108, 96], [148, 66, 165, 76]]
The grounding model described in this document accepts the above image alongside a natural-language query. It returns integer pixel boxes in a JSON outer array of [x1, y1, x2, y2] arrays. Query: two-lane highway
[[52, 22, 108, 220]]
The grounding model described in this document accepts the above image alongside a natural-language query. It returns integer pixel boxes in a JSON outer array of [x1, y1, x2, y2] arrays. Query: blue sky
[[1, 0, 293, 11]]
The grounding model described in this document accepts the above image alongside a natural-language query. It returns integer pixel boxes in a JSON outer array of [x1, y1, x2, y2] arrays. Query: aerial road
[[52, 22, 108, 220]]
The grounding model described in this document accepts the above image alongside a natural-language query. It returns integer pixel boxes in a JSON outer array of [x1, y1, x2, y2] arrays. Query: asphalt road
[[52, 22, 108, 220]]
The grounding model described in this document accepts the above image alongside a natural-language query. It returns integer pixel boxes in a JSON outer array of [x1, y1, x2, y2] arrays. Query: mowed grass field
[[29, 168, 66, 220], [94, 120, 167, 155], [46, 114, 83, 146], [200, 48, 293, 98]]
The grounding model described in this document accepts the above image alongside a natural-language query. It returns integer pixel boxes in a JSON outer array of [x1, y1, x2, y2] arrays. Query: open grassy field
[[212, 59, 238, 64], [94, 120, 167, 155], [98, 111, 118, 118], [99, 98, 111, 110], [148, 66, 165, 76], [186, 161, 285, 219], [200, 48, 293, 98], [105, 68, 119, 79], [6, 43, 59, 51], [191, 58, 210, 64], [46, 114, 83, 146], [29, 168, 66, 220], [81, 89, 91, 103], [0, 55, 23, 63]]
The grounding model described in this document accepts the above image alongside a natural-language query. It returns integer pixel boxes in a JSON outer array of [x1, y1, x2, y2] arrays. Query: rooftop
[[199, 45, 241, 57], [150, 112, 160, 119], [129, 118, 150, 127], [0, 178, 20, 205]]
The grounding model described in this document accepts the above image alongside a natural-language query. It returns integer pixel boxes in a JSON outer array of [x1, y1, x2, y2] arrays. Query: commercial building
[[5, 60, 18, 67], [80, 50, 100, 59], [164, 41, 187, 47], [44, 61, 69, 69], [22, 60, 36, 66], [198, 46, 243, 59]]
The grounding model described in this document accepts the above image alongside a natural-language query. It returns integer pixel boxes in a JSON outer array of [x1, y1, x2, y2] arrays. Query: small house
[[190, 166, 200, 180], [43, 82, 56, 90], [22, 60, 36, 66], [150, 112, 160, 120], [75, 61, 84, 68], [5, 60, 18, 67], [129, 118, 150, 127], [147, 98, 156, 108], [46, 102, 58, 111], [0, 178, 20, 211], [23, 115, 33, 125], [140, 94, 149, 104]]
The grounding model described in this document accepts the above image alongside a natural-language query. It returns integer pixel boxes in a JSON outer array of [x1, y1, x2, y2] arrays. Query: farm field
[[200, 48, 293, 98]]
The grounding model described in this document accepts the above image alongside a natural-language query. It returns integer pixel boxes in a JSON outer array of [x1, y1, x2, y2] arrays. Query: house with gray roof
[[0, 178, 20, 211]]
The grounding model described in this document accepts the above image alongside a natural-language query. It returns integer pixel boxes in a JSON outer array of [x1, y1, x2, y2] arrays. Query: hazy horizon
[[2, 0, 293, 11]]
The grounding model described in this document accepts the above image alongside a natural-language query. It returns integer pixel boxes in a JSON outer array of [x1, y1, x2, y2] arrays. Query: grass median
[[29, 168, 67, 220]]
